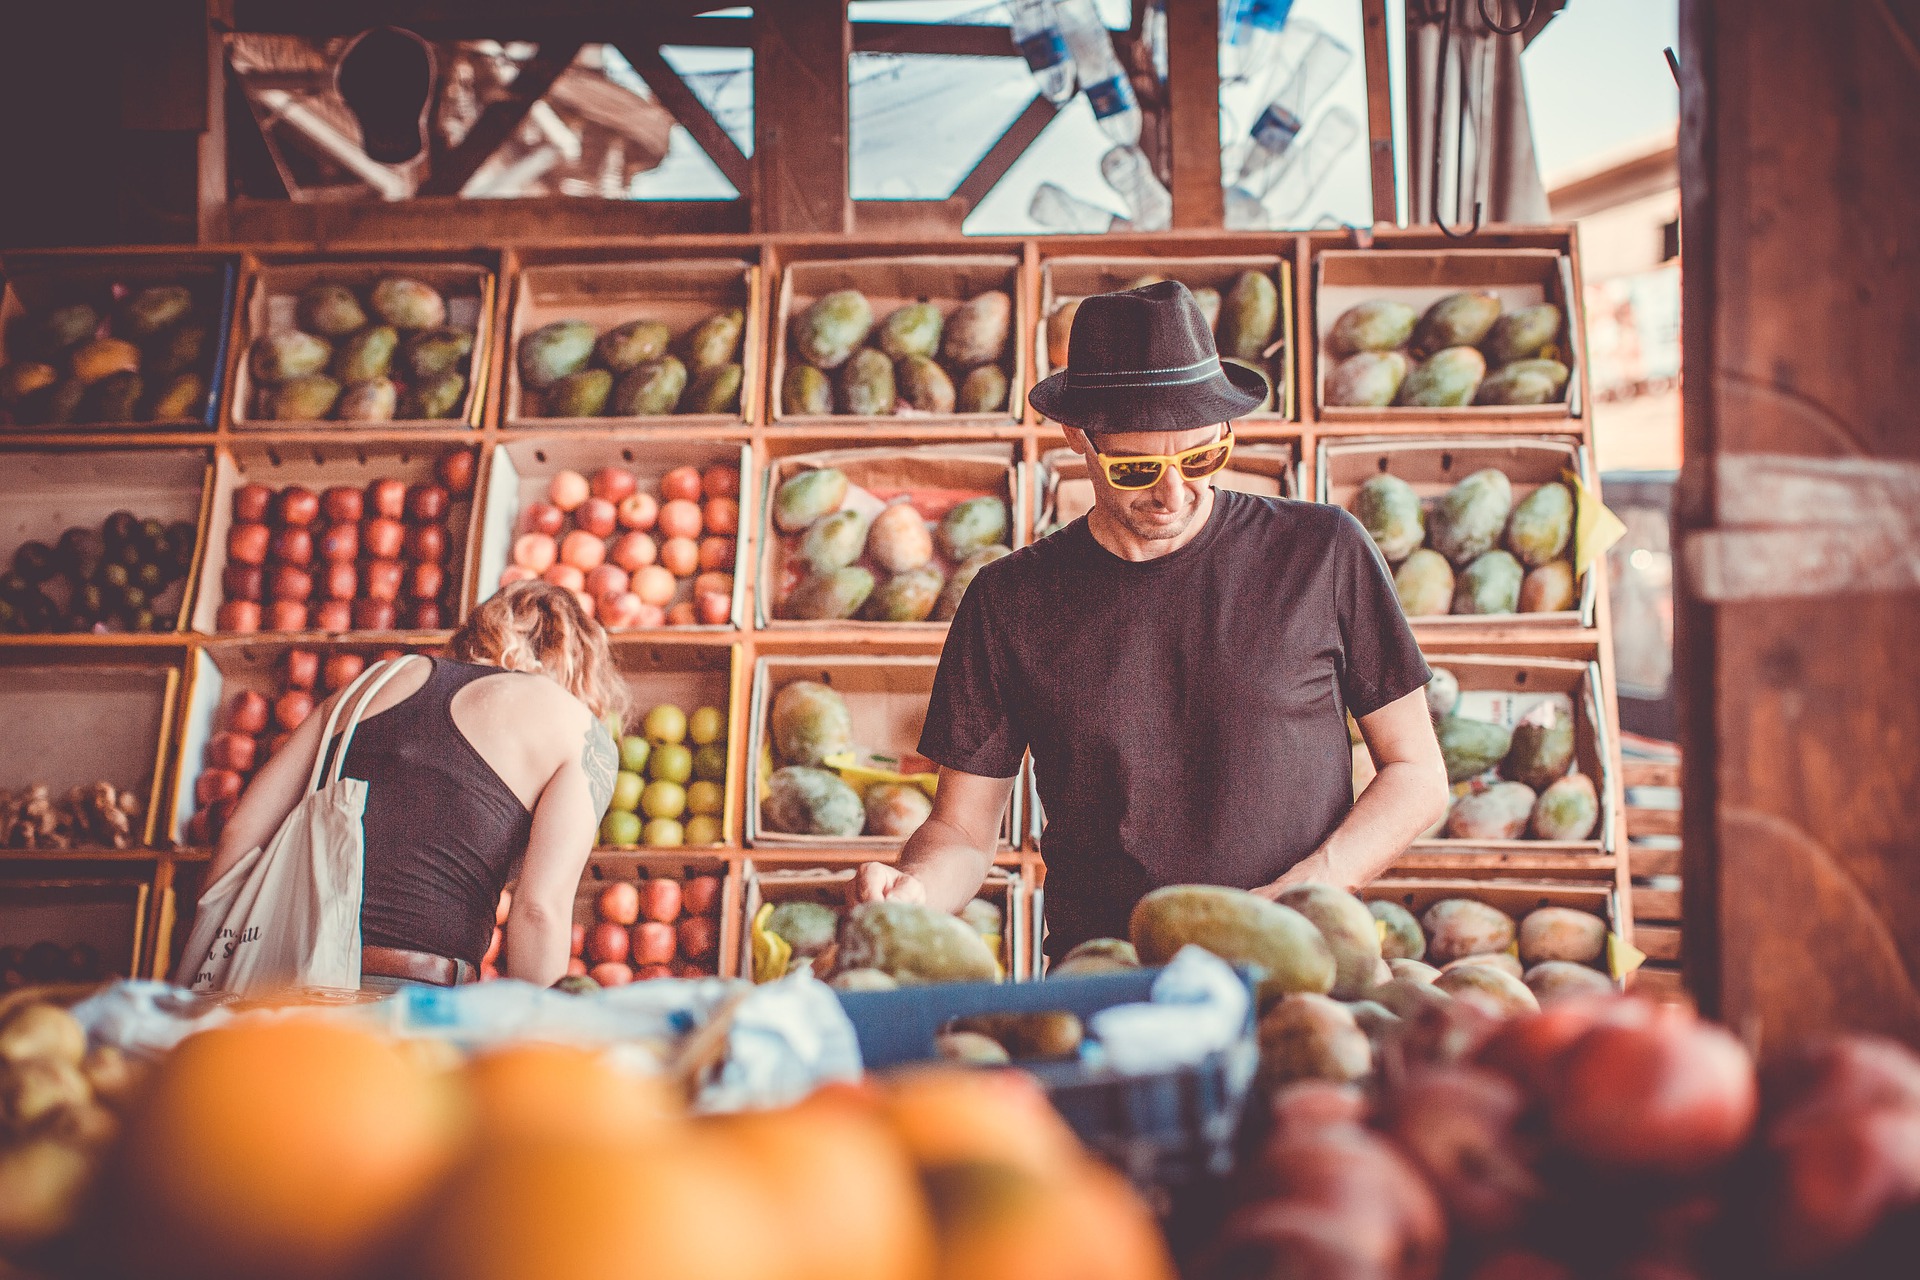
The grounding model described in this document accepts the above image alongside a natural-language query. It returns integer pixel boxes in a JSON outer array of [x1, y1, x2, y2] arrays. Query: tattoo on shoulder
[[582, 720, 617, 817]]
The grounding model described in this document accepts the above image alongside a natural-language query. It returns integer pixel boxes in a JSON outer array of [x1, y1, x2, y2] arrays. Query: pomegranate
[[1378, 1066, 1539, 1236], [1240, 1127, 1446, 1280], [1765, 1102, 1920, 1269]]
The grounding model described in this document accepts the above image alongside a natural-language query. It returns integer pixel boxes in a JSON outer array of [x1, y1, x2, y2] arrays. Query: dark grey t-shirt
[[919, 489, 1429, 959]]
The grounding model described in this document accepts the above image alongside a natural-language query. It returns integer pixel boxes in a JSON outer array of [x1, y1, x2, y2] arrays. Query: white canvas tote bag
[[176, 655, 424, 995]]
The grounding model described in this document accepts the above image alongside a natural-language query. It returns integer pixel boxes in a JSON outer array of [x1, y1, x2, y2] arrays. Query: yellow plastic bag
[[821, 751, 938, 798], [751, 902, 792, 984]]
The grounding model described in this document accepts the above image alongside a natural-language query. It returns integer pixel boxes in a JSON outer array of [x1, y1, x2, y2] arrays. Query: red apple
[[322, 561, 358, 602], [408, 561, 444, 601], [436, 449, 477, 496], [682, 874, 722, 916], [584, 564, 629, 603], [638, 878, 682, 924], [223, 564, 264, 603], [318, 522, 359, 563], [274, 689, 314, 731], [572, 590, 595, 619], [498, 565, 536, 587], [363, 517, 406, 561], [409, 601, 444, 630], [407, 483, 449, 523], [217, 600, 261, 633], [631, 921, 677, 967], [575, 497, 618, 539], [598, 592, 643, 629], [208, 731, 258, 773], [589, 962, 633, 987], [267, 601, 309, 632], [232, 482, 273, 523], [196, 767, 243, 807], [375, 648, 407, 663], [597, 882, 640, 925], [660, 466, 702, 504], [229, 689, 271, 735], [634, 603, 665, 629], [283, 648, 320, 690], [512, 533, 557, 574], [701, 466, 739, 500], [610, 532, 657, 573], [405, 523, 447, 564], [570, 922, 586, 958], [634, 964, 673, 982], [697, 536, 736, 573], [702, 498, 740, 537], [185, 809, 211, 846], [322, 653, 365, 692], [542, 563, 585, 593], [315, 600, 354, 632], [352, 598, 397, 631], [548, 470, 590, 512], [587, 922, 631, 965], [321, 486, 364, 524], [276, 486, 319, 527], [559, 530, 605, 572], [591, 467, 638, 503], [521, 501, 565, 537], [269, 526, 314, 568], [227, 522, 270, 566], [694, 590, 732, 626], [566, 956, 588, 977], [616, 493, 658, 531], [264, 731, 292, 759], [269, 565, 313, 604], [677, 916, 718, 962], [367, 478, 407, 521], [665, 602, 696, 627], [364, 559, 405, 603]]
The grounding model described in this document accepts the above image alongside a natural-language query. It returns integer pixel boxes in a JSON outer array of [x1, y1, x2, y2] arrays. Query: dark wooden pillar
[[1166, 0, 1223, 229], [752, 0, 852, 234], [1677, 0, 1920, 1052]]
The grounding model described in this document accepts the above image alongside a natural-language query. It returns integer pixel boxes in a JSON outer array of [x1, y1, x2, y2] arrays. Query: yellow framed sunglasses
[[1093, 431, 1236, 490]]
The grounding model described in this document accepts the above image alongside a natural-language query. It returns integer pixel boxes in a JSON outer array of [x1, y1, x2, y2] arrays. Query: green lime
[[643, 703, 688, 745], [684, 814, 723, 846], [649, 742, 693, 785], [641, 779, 687, 820], [611, 770, 644, 813], [600, 809, 642, 847], [619, 734, 651, 774], [688, 706, 725, 746], [692, 744, 728, 782], [642, 817, 685, 848], [686, 780, 724, 816]]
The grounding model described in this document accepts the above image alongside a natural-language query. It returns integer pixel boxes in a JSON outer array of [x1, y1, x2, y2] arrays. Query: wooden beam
[[852, 22, 1016, 58], [1361, 0, 1397, 225], [752, 0, 850, 234], [616, 40, 751, 194], [224, 194, 748, 244], [950, 95, 1056, 212], [418, 40, 585, 197], [1165, 0, 1222, 229]]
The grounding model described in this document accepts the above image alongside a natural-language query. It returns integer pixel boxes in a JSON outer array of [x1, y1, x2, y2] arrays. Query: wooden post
[[752, 0, 852, 234], [1677, 0, 1920, 1051], [1165, 0, 1223, 228], [1360, 0, 1397, 225]]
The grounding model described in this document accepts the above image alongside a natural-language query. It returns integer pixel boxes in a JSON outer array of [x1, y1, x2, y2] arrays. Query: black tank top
[[323, 658, 534, 966]]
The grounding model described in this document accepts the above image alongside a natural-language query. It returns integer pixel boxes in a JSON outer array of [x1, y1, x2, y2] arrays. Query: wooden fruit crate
[[0, 865, 152, 983], [570, 850, 740, 980], [1359, 874, 1633, 985], [602, 642, 742, 851]]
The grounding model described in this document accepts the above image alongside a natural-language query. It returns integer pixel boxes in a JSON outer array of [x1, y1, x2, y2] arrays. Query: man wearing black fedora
[[854, 281, 1449, 963]]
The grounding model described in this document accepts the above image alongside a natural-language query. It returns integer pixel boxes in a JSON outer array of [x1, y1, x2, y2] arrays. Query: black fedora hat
[[1028, 280, 1269, 434]]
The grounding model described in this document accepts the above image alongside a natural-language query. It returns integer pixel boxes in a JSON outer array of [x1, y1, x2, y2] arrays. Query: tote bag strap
[[304, 655, 428, 793]]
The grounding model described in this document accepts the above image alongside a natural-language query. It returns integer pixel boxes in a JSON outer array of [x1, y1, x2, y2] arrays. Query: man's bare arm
[[1257, 687, 1449, 896], [850, 767, 1016, 912]]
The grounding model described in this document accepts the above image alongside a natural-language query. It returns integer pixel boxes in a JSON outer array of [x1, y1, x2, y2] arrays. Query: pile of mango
[[0, 282, 215, 426], [770, 466, 1010, 623], [248, 278, 475, 422], [781, 287, 1012, 416], [1323, 291, 1569, 407], [1354, 468, 1579, 616], [1427, 665, 1602, 842], [760, 679, 937, 840], [517, 308, 744, 418], [756, 895, 1006, 988], [1046, 270, 1281, 411]]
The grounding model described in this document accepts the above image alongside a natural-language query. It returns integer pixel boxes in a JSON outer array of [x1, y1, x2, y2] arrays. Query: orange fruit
[[117, 1017, 461, 1280], [934, 1159, 1175, 1280], [883, 1069, 1082, 1177], [462, 1043, 679, 1147]]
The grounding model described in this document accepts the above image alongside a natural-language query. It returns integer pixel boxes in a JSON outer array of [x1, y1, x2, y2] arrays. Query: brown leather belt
[[362, 945, 475, 987]]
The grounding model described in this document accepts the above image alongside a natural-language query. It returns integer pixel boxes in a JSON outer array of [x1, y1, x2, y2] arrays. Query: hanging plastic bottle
[[1229, 105, 1363, 227], [1229, 30, 1353, 193], [1218, 0, 1297, 86], [1222, 186, 1270, 231], [1029, 182, 1133, 233], [1010, 0, 1077, 104], [1054, 0, 1142, 145], [1100, 145, 1171, 231]]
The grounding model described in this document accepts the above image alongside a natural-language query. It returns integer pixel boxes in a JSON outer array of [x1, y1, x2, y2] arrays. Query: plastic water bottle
[[1227, 104, 1363, 227], [1219, 0, 1297, 85], [1222, 186, 1270, 231], [1009, 0, 1077, 104], [1029, 182, 1134, 233], [1230, 30, 1353, 192], [1100, 145, 1171, 230], [1054, 0, 1141, 145]]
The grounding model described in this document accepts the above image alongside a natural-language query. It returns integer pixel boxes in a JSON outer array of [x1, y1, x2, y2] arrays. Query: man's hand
[[1249, 847, 1334, 900], [851, 862, 928, 906]]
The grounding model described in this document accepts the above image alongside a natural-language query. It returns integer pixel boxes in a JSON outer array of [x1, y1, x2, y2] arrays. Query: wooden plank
[[1627, 807, 1682, 838], [1628, 965, 1689, 1001], [951, 96, 1057, 213], [1360, 0, 1397, 225], [1629, 844, 1682, 878], [1637, 925, 1684, 964], [1623, 760, 1681, 788], [419, 41, 586, 197], [1165, 0, 1223, 229], [224, 195, 750, 243], [616, 40, 752, 193], [851, 22, 1016, 58], [1634, 885, 1681, 923], [752, 0, 851, 234]]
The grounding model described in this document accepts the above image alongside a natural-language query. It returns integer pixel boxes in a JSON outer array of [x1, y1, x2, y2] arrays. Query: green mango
[[1505, 711, 1576, 792], [1437, 715, 1512, 783], [934, 545, 1009, 620], [611, 356, 687, 416], [766, 901, 840, 956], [41, 379, 86, 424], [782, 365, 832, 415], [896, 355, 955, 413], [799, 509, 870, 573], [1276, 883, 1382, 1000], [865, 782, 935, 837], [1476, 359, 1570, 406], [1368, 901, 1426, 962], [861, 566, 945, 623], [37, 304, 99, 354], [1446, 782, 1538, 841], [1530, 773, 1599, 841], [941, 291, 1013, 367], [1325, 299, 1418, 357], [773, 469, 848, 534], [686, 363, 743, 415], [1411, 291, 1502, 357], [1325, 350, 1408, 408], [403, 327, 474, 380], [876, 302, 944, 360], [762, 766, 865, 837], [1429, 468, 1514, 566], [1353, 473, 1423, 562], [1425, 668, 1460, 721], [1506, 482, 1574, 567], [793, 289, 874, 370], [84, 371, 144, 422], [957, 364, 1009, 414], [520, 320, 597, 389], [144, 324, 207, 377], [402, 370, 467, 420], [270, 373, 341, 421], [1482, 303, 1562, 365], [1454, 550, 1524, 615], [683, 308, 744, 377], [1051, 938, 1139, 977], [544, 368, 613, 418], [866, 503, 933, 573], [146, 372, 205, 422], [295, 285, 367, 338], [1192, 287, 1222, 331], [770, 680, 854, 766], [332, 325, 397, 384], [250, 331, 330, 384], [118, 285, 194, 337], [1394, 548, 1455, 617], [937, 497, 1009, 561], [335, 377, 398, 422], [1520, 561, 1577, 613], [370, 277, 446, 329], [1130, 885, 1335, 996], [838, 900, 999, 985], [838, 348, 896, 416], [1217, 270, 1279, 361], [831, 968, 899, 992], [1222, 357, 1275, 410], [1396, 346, 1486, 407], [595, 319, 672, 374], [783, 566, 875, 621]]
